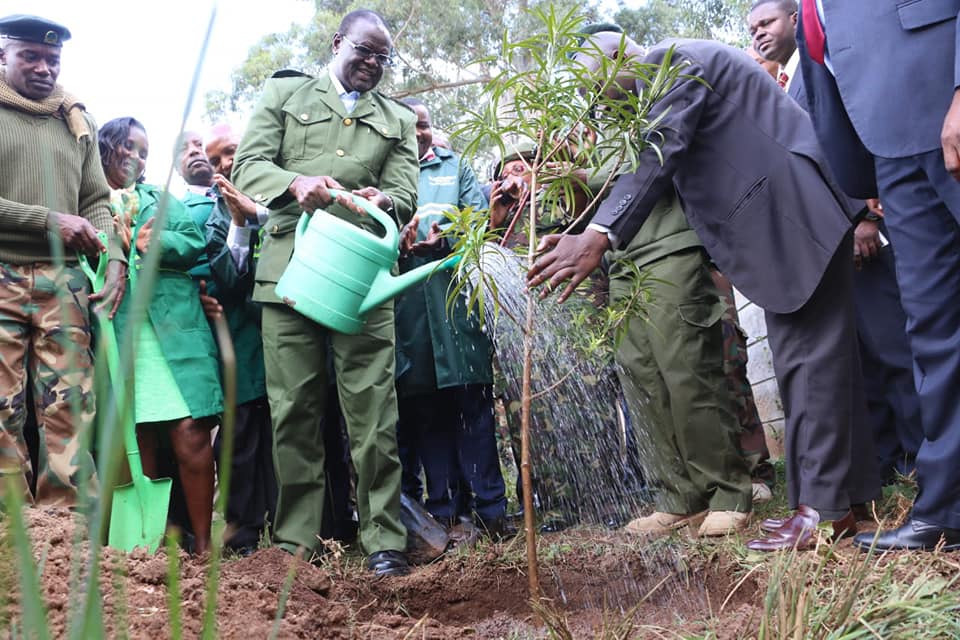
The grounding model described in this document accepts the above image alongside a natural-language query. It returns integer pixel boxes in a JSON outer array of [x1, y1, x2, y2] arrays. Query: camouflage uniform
[[0, 261, 97, 505], [711, 269, 775, 486]]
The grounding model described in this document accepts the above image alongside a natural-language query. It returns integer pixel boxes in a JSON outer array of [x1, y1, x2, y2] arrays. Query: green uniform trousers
[[261, 302, 406, 555], [610, 248, 752, 514]]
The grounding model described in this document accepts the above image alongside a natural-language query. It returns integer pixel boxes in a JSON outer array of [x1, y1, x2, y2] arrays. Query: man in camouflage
[[712, 268, 775, 492], [0, 14, 126, 506]]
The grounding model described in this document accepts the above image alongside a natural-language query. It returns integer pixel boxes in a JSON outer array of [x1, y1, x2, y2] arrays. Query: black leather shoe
[[853, 518, 960, 552], [366, 550, 410, 577]]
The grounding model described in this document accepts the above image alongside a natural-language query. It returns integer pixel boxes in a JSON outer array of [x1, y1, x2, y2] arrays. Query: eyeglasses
[[340, 36, 395, 68]]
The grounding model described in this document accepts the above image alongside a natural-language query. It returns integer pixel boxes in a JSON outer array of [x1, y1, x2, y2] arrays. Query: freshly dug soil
[[1, 507, 769, 639]]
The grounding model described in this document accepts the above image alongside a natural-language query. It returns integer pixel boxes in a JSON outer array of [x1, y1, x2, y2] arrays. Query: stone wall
[[733, 290, 785, 458]]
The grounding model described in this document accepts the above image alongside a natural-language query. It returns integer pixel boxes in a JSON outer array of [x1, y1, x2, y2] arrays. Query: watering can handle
[[325, 188, 398, 249]]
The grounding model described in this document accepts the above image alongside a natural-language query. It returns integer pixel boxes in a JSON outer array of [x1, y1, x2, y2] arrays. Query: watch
[[863, 211, 882, 222], [382, 193, 396, 214]]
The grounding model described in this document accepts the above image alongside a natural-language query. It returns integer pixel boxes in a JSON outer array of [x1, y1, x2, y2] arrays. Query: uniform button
[[624, 194, 632, 200], [343, 118, 353, 126], [336, 149, 345, 157], [300, 113, 309, 120], [271, 224, 279, 233], [255, 193, 264, 201], [381, 127, 389, 134]]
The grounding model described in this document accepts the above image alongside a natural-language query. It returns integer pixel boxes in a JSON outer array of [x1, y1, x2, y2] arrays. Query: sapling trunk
[[520, 163, 541, 600]]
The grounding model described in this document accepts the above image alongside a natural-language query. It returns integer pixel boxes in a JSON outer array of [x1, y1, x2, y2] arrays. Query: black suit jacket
[[592, 39, 854, 314], [795, 11, 878, 199], [789, 68, 868, 216]]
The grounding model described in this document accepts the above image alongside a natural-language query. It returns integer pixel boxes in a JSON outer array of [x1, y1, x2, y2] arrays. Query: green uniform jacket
[[395, 147, 492, 396], [585, 157, 703, 275], [607, 189, 704, 276], [115, 184, 224, 420], [231, 72, 420, 304], [182, 190, 267, 405]]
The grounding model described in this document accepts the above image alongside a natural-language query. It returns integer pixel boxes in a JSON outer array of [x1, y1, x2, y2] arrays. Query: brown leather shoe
[[747, 505, 857, 552], [761, 503, 872, 534], [759, 515, 790, 533]]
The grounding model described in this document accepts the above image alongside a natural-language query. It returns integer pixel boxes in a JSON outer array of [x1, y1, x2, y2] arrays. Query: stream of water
[[465, 243, 657, 528]]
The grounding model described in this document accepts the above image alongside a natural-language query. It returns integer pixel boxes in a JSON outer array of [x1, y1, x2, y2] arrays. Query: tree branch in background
[[390, 76, 492, 99]]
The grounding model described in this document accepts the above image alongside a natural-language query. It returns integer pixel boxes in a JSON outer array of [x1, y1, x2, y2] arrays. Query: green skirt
[[134, 319, 191, 424]]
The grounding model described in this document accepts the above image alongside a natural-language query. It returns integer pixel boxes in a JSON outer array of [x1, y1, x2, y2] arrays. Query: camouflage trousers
[[0, 261, 98, 506], [711, 269, 775, 486]]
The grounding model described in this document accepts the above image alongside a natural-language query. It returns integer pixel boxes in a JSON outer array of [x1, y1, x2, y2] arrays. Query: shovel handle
[[77, 233, 148, 484]]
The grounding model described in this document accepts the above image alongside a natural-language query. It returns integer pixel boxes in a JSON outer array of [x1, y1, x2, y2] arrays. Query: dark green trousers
[[611, 248, 752, 514], [261, 302, 406, 555]]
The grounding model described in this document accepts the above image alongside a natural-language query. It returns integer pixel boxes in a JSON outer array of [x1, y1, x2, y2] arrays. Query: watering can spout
[[359, 254, 462, 315]]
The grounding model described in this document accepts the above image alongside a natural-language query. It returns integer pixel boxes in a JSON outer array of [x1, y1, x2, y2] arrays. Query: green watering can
[[79, 237, 171, 554], [275, 189, 460, 335]]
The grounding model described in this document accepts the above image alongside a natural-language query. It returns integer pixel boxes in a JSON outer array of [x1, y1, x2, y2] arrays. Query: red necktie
[[801, 0, 826, 64], [777, 70, 789, 89]]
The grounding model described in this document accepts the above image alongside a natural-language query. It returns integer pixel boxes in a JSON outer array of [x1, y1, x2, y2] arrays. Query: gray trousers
[[765, 232, 881, 518]]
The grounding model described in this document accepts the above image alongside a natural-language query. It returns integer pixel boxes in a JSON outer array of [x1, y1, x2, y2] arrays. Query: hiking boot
[[624, 510, 707, 536], [752, 482, 773, 503], [698, 511, 751, 537]]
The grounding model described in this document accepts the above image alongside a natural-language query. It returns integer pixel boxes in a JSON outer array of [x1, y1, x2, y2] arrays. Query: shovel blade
[[107, 478, 173, 553], [400, 493, 450, 564]]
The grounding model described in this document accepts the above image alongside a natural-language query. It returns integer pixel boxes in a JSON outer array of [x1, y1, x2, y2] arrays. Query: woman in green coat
[[99, 117, 223, 554]]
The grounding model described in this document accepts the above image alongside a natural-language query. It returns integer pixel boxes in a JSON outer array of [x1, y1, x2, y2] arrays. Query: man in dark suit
[[529, 35, 880, 550], [749, 0, 923, 486], [797, 0, 960, 551]]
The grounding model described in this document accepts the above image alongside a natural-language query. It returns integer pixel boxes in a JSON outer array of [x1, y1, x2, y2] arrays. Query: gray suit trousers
[[765, 232, 881, 517]]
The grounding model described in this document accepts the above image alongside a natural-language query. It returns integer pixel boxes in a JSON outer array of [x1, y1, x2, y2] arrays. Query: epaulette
[[271, 69, 313, 79], [380, 92, 417, 116]]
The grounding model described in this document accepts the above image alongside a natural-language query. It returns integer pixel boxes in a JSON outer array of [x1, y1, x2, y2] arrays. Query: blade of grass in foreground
[[4, 479, 51, 640], [166, 528, 183, 640], [202, 315, 236, 640], [74, 4, 219, 637], [268, 558, 299, 640]]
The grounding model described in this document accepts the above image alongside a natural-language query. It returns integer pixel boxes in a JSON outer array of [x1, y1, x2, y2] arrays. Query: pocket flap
[[281, 105, 333, 125], [678, 298, 725, 328], [897, 0, 959, 30], [264, 215, 300, 236], [359, 118, 401, 140]]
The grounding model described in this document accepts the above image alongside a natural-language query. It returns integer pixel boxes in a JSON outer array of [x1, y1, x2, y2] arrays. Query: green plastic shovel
[[79, 239, 171, 553]]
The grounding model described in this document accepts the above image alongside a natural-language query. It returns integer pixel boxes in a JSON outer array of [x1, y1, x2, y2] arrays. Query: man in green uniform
[[568, 27, 754, 536], [232, 9, 418, 576], [0, 14, 126, 506]]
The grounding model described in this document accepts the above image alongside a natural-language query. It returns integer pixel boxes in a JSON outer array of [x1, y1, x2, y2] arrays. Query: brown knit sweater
[[0, 105, 123, 264]]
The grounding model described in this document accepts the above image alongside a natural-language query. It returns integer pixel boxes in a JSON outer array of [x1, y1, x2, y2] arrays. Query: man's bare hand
[[399, 215, 420, 255], [214, 174, 259, 226], [526, 229, 611, 303], [540, 162, 588, 186], [198, 280, 223, 320], [853, 219, 881, 269], [942, 89, 960, 181], [351, 186, 391, 215], [289, 175, 344, 212], [48, 211, 105, 255], [135, 217, 154, 254], [488, 179, 527, 231], [89, 260, 127, 319], [399, 216, 444, 257]]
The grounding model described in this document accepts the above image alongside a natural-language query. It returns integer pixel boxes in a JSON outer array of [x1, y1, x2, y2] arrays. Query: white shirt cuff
[[226, 223, 253, 272], [587, 222, 618, 249], [255, 205, 270, 227]]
